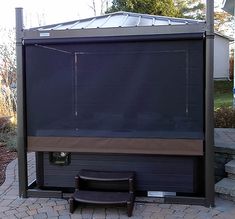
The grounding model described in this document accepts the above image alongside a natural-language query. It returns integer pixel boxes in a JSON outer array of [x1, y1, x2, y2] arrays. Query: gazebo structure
[[16, 1, 215, 207]]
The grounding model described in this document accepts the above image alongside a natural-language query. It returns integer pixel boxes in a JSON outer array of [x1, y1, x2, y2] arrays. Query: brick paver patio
[[1, 128, 235, 218]]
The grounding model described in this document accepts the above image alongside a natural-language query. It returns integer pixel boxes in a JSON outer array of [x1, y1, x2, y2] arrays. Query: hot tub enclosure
[[16, 4, 214, 206]]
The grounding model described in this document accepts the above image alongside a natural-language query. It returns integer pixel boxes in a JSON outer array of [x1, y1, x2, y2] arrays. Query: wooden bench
[[69, 169, 135, 217]]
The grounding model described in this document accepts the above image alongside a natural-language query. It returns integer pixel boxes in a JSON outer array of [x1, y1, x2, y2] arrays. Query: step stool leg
[[75, 175, 80, 191], [127, 201, 133, 217], [69, 197, 76, 213], [129, 178, 134, 193]]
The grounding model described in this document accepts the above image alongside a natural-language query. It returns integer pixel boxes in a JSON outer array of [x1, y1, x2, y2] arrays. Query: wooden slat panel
[[42, 153, 199, 193], [28, 137, 203, 156]]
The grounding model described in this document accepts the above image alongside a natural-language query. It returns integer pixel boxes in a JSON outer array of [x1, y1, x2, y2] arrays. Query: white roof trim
[[215, 31, 234, 41]]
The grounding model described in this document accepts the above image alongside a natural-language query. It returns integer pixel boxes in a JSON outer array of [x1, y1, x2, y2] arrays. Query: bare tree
[[100, 0, 109, 15], [89, 0, 97, 16], [37, 12, 46, 27], [24, 11, 46, 28], [89, 0, 110, 16]]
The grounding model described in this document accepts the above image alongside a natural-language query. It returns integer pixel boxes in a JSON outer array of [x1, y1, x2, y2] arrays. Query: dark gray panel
[[42, 153, 198, 193]]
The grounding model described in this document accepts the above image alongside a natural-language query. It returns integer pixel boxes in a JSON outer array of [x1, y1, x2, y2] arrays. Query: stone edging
[[0, 153, 35, 199], [0, 158, 18, 198]]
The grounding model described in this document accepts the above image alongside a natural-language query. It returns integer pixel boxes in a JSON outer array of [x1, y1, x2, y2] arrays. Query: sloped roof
[[222, 0, 234, 15], [215, 31, 234, 41], [31, 11, 204, 31], [24, 11, 207, 40]]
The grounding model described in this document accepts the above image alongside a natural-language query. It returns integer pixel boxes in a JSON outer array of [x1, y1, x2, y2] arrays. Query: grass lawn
[[214, 80, 233, 109]]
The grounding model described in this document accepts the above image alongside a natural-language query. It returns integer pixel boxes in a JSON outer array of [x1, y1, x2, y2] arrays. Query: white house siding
[[214, 34, 230, 80]]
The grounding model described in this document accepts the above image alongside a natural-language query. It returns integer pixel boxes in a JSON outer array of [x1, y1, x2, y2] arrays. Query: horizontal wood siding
[[42, 153, 199, 193], [28, 137, 204, 156]]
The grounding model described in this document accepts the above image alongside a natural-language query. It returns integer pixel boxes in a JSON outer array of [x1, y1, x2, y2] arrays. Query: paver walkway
[[215, 128, 235, 149], [0, 154, 234, 219], [1, 129, 235, 218]]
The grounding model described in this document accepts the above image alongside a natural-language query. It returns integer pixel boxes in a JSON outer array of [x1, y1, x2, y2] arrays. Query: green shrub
[[214, 107, 235, 128], [214, 81, 233, 109], [6, 134, 17, 151], [0, 116, 17, 151]]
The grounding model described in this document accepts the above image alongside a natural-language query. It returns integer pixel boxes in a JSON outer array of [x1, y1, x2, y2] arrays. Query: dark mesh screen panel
[[25, 45, 74, 135], [26, 38, 204, 139]]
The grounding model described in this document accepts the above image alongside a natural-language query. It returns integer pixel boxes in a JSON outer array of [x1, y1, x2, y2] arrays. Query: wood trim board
[[28, 137, 203, 156]]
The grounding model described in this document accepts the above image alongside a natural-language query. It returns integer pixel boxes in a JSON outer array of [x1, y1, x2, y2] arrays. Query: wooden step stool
[[69, 169, 135, 217]]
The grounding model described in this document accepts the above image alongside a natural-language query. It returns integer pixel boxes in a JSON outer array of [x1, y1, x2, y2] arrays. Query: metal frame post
[[16, 7, 28, 198], [205, 0, 214, 207]]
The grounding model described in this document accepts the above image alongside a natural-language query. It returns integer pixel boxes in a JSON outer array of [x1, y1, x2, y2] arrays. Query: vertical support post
[[205, 0, 214, 207], [16, 7, 28, 198]]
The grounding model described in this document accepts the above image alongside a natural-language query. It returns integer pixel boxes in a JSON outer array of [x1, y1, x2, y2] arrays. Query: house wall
[[214, 35, 230, 80]]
